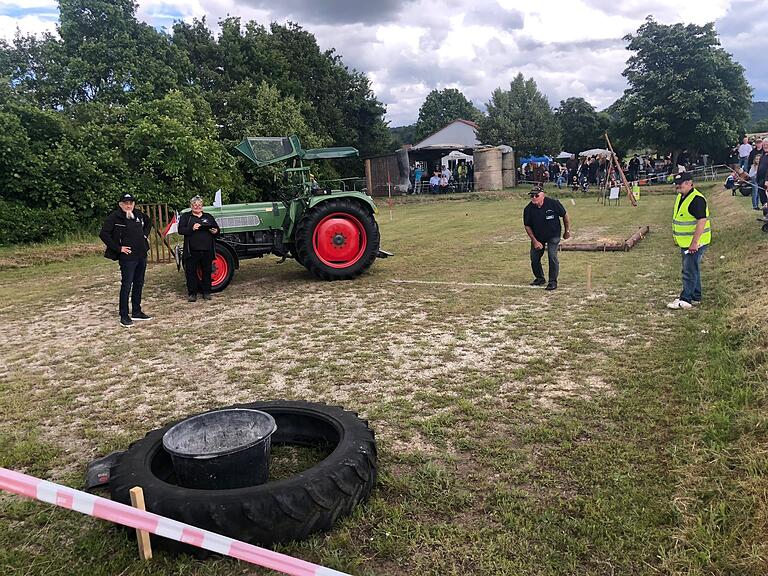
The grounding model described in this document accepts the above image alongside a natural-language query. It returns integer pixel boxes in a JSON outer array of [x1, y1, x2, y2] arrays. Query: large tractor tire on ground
[[295, 199, 380, 280], [109, 400, 376, 552], [195, 243, 235, 293]]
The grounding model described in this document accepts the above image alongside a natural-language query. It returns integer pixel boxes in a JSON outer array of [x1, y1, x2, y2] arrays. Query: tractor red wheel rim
[[312, 212, 367, 268], [198, 253, 229, 287]]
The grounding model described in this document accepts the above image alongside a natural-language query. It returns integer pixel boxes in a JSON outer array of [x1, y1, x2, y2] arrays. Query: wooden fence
[[364, 149, 410, 197], [138, 203, 174, 264]]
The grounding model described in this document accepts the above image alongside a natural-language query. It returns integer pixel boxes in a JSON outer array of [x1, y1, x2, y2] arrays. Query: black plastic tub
[[162, 408, 277, 490]]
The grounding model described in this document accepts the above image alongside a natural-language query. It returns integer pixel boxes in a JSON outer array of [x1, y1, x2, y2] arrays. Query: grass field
[[1, 184, 766, 575]]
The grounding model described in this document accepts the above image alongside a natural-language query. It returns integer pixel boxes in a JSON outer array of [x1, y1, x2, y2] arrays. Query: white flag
[[163, 211, 179, 237], [213, 188, 222, 207]]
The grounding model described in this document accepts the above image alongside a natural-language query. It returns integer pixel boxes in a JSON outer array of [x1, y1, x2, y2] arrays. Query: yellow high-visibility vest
[[672, 188, 711, 248]]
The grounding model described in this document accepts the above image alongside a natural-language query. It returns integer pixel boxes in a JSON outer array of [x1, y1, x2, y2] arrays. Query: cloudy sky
[[1, 0, 765, 126]]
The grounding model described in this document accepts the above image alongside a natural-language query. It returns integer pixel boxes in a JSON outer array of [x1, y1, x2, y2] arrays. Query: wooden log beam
[[624, 225, 651, 250], [561, 225, 650, 252]]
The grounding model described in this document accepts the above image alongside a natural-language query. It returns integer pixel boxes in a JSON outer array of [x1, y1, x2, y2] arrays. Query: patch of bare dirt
[[0, 260, 670, 478]]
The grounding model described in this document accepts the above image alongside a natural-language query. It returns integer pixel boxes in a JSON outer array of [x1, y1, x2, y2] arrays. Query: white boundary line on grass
[[390, 279, 569, 290]]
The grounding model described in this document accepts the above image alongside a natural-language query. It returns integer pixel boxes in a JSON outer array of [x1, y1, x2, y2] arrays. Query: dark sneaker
[[530, 278, 546, 286], [131, 311, 152, 321], [120, 316, 133, 328], [545, 283, 557, 291], [188, 294, 197, 302], [202, 293, 212, 300]]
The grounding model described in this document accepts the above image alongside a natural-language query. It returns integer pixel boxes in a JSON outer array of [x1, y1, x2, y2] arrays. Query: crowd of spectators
[[518, 153, 681, 193], [405, 140, 768, 198], [409, 161, 474, 194], [724, 137, 768, 212]]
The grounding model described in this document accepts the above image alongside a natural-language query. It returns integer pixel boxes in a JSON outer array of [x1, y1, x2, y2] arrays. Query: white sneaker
[[667, 299, 693, 310]]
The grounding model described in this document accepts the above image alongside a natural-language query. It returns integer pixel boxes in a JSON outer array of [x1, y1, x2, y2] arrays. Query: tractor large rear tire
[[295, 199, 380, 280], [109, 400, 376, 552]]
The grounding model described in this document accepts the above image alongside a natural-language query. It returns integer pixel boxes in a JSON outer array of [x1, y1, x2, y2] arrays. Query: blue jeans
[[531, 237, 560, 284], [740, 157, 750, 171], [680, 245, 707, 304], [752, 181, 760, 209], [119, 257, 147, 318]]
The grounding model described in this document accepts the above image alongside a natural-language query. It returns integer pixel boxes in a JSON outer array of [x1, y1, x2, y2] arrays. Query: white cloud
[[0, 14, 57, 40], [0, 0, 56, 8]]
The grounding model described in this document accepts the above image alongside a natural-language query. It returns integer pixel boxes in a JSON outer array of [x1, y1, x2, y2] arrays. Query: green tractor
[[175, 135, 390, 292]]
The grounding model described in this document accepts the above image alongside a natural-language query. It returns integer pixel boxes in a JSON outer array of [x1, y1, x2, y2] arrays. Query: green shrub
[[0, 199, 77, 245]]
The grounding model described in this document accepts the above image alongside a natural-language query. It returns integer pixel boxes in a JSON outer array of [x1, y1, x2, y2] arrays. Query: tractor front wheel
[[296, 199, 380, 280], [196, 244, 235, 292]]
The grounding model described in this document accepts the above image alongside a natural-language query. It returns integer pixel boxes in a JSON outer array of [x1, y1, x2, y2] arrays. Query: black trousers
[[119, 257, 146, 318], [185, 250, 212, 295]]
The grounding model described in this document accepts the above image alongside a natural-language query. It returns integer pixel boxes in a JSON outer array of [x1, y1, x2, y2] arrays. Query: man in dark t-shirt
[[523, 188, 571, 290], [668, 172, 711, 310]]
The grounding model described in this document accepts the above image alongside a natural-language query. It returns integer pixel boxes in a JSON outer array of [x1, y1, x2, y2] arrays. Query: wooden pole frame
[[605, 133, 637, 206]]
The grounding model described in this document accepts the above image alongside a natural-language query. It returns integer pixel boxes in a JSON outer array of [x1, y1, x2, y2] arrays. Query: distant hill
[[390, 123, 417, 147], [751, 101, 768, 129]]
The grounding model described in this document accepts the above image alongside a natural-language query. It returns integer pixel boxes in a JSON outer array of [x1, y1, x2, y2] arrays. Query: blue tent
[[519, 155, 552, 166]]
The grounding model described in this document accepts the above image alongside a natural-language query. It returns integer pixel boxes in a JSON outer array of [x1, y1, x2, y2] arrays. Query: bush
[[0, 200, 78, 245]]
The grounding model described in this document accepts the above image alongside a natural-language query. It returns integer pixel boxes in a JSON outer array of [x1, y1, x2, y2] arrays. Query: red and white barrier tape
[[0, 467, 350, 576]]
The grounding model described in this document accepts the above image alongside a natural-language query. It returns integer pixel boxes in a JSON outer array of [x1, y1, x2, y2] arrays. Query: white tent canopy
[[445, 150, 473, 160], [579, 148, 612, 158], [555, 151, 574, 159]]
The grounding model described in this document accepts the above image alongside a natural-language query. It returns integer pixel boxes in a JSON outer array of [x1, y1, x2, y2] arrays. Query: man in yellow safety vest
[[667, 171, 711, 310]]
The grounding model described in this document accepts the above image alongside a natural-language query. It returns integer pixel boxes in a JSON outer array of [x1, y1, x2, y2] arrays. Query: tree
[[414, 88, 481, 141], [122, 91, 236, 206], [216, 80, 324, 202], [0, 10, 394, 241], [554, 97, 608, 154], [3, 0, 190, 108], [58, 0, 189, 104], [477, 73, 560, 156], [171, 18, 391, 159], [620, 17, 751, 157]]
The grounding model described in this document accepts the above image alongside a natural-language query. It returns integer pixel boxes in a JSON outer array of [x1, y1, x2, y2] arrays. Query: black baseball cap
[[118, 193, 136, 202], [529, 188, 543, 196], [673, 172, 692, 185]]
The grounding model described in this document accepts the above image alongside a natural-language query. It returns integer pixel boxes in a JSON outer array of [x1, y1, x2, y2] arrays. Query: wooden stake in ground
[[605, 133, 637, 206], [129, 486, 153, 560], [587, 264, 593, 292]]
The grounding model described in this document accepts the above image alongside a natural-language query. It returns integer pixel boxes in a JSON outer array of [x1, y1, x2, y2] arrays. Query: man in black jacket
[[178, 195, 220, 301], [99, 193, 153, 327]]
